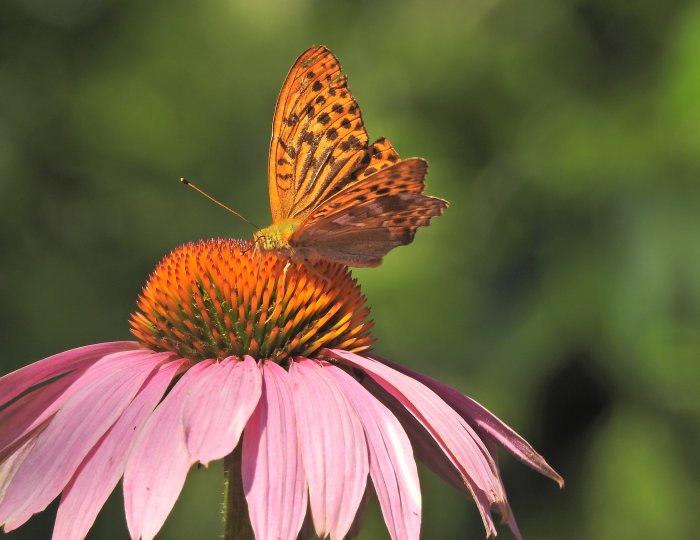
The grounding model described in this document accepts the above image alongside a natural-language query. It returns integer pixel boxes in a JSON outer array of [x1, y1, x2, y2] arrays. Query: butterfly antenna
[[180, 178, 260, 230]]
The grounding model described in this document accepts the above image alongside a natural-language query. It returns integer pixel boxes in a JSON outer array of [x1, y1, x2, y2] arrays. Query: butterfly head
[[253, 219, 300, 251]]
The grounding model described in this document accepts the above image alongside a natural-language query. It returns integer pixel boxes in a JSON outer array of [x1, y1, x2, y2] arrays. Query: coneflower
[[0, 239, 562, 540]]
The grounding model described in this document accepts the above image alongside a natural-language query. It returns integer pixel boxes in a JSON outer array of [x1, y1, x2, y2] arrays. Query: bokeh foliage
[[2, 0, 700, 538]]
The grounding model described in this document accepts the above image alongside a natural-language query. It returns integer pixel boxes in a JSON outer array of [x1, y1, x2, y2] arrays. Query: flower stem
[[222, 444, 254, 540]]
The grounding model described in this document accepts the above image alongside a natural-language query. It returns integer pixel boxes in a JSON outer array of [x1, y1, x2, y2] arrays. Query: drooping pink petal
[[327, 366, 421, 540], [0, 436, 38, 505], [328, 349, 505, 537], [366, 376, 465, 492], [367, 379, 498, 536], [53, 359, 187, 540], [183, 356, 261, 465], [290, 359, 369, 540], [0, 346, 168, 463], [485, 440, 523, 540], [0, 350, 164, 531], [124, 360, 214, 540], [371, 354, 564, 488], [242, 361, 307, 540], [0, 342, 138, 407], [0, 370, 84, 462]]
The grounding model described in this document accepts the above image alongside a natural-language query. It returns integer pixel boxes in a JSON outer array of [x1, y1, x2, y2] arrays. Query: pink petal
[[367, 378, 498, 536], [0, 350, 164, 531], [123, 360, 213, 540], [371, 354, 564, 488], [328, 349, 504, 537], [367, 378, 466, 493], [0, 436, 38, 505], [485, 440, 522, 540], [1, 346, 163, 463], [53, 359, 187, 540], [0, 370, 84, 462], [290, 358, 368, 540], [242, 362, 307, 540], [0, 342, 138, 407], [327, 366, 421, 540], [183, 356, 262, 465]]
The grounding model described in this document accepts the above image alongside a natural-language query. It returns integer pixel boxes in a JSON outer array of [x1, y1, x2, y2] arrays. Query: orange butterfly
[[253, 46, 448, 267]]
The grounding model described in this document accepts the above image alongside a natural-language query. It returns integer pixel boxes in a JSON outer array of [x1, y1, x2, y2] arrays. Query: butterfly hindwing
[[289, 158, 448, 266]]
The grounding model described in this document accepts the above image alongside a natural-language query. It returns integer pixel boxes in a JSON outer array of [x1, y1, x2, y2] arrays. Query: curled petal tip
[[539, 458, 564, 489], [555, 474, 565, 489]]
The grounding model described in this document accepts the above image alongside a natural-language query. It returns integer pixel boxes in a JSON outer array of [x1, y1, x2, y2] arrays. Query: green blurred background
[[2, 0, 700, 538]]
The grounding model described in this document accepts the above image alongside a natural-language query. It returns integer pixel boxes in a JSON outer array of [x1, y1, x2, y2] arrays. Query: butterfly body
[[259, 46, 448, 267]]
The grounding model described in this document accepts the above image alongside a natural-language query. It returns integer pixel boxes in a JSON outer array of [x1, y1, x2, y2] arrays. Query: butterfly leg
[[250, 240, 265, 282], [277, 260, 292, 291]]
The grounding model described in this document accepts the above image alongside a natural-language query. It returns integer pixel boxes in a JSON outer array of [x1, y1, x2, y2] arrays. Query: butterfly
[[253, 46, 448, 267]]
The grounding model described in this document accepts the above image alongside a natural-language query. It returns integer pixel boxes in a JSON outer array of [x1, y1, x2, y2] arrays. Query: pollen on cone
[[130, 239, 374, 362]]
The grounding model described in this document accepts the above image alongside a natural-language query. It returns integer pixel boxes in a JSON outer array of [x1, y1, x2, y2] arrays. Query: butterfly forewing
[[269, 46, 373, 223]]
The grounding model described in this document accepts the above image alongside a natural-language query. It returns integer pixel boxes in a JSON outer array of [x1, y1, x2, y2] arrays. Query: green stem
[[222, 445, 255, 540]]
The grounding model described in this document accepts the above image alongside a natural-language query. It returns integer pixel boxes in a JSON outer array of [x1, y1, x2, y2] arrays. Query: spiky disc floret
[[130, 239, 374, 362]]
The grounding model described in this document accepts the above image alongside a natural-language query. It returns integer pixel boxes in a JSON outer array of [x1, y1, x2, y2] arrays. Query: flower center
[[130, 239, 374, 362]]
